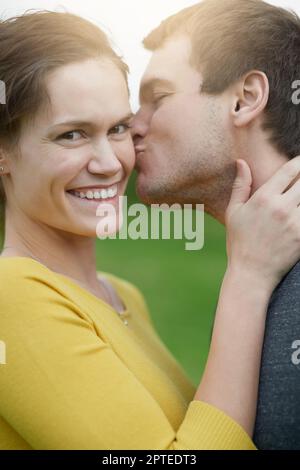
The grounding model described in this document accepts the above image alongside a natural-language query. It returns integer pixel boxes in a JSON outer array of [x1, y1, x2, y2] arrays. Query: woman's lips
[[68, 192, 118, 202], [66, 188, 121, 211]]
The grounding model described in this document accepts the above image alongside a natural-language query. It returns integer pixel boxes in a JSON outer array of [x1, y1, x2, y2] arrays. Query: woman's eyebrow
[[113, 112, 135, 123], [47, 113, 134, 131], [48, 120, 92, 131]]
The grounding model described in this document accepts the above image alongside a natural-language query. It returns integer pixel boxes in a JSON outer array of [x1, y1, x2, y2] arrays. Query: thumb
[[227, 159, 253, 215]]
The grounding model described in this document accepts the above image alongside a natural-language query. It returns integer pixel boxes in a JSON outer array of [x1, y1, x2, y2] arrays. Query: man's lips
[[134, 145, 146, 154]]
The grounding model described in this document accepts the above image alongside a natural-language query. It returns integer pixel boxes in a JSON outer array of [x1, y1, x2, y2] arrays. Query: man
[[131, 0, 300, 450]]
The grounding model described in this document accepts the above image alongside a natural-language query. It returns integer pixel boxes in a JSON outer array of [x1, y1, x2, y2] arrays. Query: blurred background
[[0, 0, 299, 385]]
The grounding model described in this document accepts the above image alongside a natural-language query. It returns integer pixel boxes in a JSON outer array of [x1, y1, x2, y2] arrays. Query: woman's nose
[[88, 141, 123, 177]]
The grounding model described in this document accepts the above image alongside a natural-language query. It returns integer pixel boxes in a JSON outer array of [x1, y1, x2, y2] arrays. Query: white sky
[[1, 0, 300, 111]]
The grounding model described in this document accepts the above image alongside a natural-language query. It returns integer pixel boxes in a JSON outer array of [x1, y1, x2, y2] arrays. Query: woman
[[0, 10, 300, 450]]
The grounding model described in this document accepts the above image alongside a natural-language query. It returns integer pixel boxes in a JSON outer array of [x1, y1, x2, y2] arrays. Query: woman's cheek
[[116, 137, 136, 174], [53, 146, 89, 177]]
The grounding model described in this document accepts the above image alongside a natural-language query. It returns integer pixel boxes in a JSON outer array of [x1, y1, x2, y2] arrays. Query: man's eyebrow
[[48, 113, 134, 131], [139, 78, 175, 103]]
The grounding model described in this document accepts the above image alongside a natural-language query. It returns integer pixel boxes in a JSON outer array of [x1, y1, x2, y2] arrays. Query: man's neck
[[247, 146, 289, 196], [215, 138, 289, 225]]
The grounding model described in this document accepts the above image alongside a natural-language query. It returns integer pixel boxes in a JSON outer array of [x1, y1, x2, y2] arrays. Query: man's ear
[[231, 71, 269, 127]]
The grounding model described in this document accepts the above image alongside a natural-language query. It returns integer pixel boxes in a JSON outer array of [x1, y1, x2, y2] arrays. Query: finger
[[259, 155, 300, 195], [226, 160, 252, 217], [283, 177, 300, 207]]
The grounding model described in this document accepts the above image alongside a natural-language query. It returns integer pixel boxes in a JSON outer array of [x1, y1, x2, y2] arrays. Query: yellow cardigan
[[0, 257, 256, 450]]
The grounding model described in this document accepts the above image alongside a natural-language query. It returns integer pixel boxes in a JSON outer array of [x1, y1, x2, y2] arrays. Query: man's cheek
[[152, 113, 180, 141]]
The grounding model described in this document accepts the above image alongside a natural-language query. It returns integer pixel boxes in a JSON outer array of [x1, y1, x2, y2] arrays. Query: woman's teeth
[[69, 185, 118, 201]]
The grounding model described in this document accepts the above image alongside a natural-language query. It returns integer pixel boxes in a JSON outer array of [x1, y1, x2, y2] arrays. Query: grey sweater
[[253, 261, 300, 450]]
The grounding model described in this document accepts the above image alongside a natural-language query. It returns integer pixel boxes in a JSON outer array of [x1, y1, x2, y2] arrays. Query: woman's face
[[5, 58, 135, 237]]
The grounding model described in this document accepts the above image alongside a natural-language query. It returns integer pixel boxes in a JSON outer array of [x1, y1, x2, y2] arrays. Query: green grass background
[[0, 173, 227, 387]]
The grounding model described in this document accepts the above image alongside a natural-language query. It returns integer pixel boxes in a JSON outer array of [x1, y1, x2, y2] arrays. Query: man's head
[[132, 0, 300, 221]]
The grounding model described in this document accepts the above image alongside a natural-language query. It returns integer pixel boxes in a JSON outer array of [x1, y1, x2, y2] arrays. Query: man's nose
[[131, 109, 149, 145]]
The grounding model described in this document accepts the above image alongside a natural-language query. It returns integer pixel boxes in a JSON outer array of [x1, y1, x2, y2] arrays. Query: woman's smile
[[66, 183, 121, 211]]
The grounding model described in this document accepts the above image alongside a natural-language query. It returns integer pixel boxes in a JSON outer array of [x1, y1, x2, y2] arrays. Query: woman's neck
[[1, 207, 100, 289]]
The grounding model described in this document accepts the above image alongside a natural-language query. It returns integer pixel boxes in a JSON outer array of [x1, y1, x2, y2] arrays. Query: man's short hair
[[144, 0, 300, 158]]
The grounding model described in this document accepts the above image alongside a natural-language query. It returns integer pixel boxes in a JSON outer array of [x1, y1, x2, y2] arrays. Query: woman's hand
[[196, 157, 300, 436], [225, 157, 300, 291]]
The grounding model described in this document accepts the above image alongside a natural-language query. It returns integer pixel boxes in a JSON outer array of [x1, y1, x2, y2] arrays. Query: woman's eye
[[109, 124, 131, 135], [57, 130, 84, 141]]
